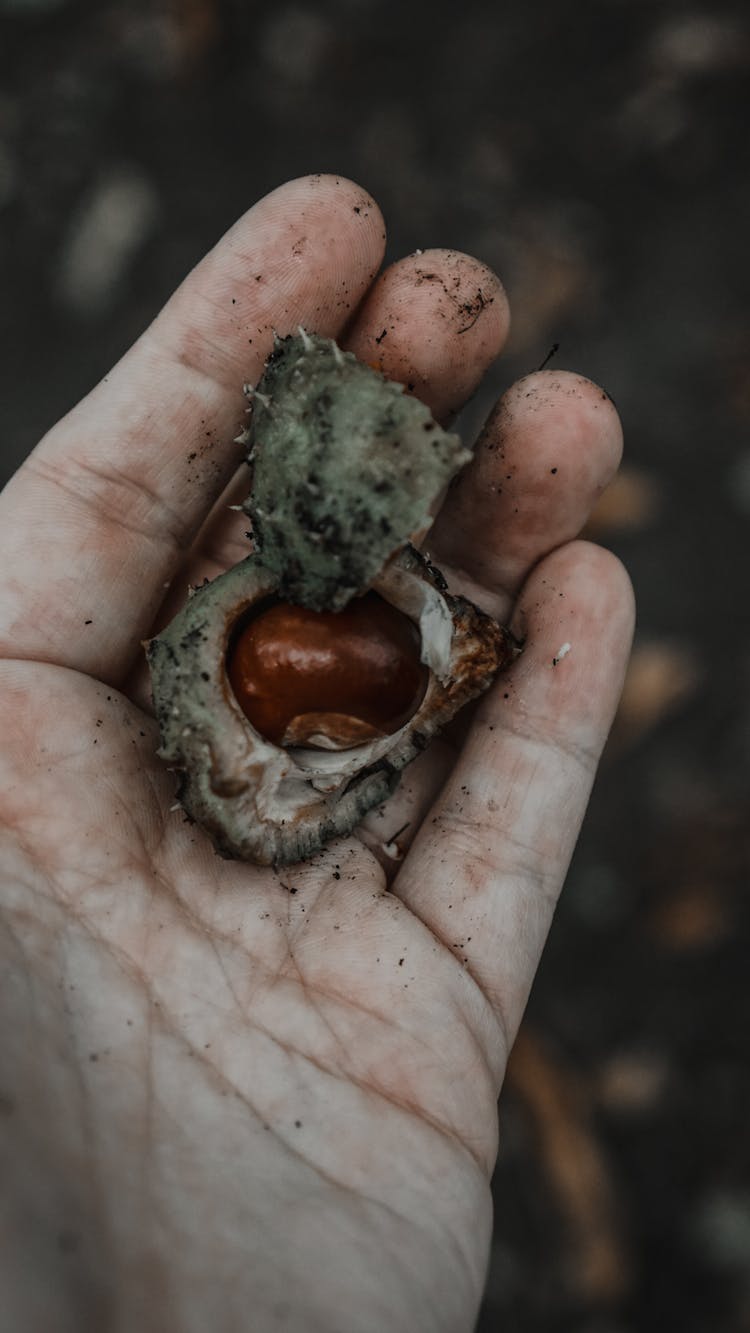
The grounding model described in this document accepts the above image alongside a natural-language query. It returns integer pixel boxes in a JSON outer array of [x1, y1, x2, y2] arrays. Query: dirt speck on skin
[[456, 288, 493, 334]]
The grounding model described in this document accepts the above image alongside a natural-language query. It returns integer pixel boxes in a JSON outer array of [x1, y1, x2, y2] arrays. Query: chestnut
[[227, 593, 429, 749]]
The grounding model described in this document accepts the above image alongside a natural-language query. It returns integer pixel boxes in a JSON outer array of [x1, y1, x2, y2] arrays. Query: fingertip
[[432, 367, 627, 599], [296, 171, 387, 247], [549, 538, 636, 646], [576, 538, 636, 632], [157, 173, 388, 391], [506, 538, 636, 731], [510, 538, 635, 644], [249, 176, 387, 311], [502, 369, 624, 474], [345, 247, 509, 418], [409, 247, 510, 356], [259, 170, 386, 220]]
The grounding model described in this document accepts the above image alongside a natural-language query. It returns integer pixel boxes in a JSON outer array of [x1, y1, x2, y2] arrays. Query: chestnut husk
[[146, 332, 516, 866], [147, 546, 514, 865]]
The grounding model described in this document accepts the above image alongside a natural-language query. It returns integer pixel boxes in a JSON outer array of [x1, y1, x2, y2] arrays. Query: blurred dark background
[[1, 0, 749, 1328]]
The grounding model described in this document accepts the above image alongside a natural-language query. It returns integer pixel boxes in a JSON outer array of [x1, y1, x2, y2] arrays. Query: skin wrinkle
[[0, 883, 118, 1301], [30, 829, 499, 1176], [402, 899, 525, 1054], [42, 846, 136, 917], [291, 901, 511, 1109], [133, 862, 172, 1279], [430, 801, 561, 885], [406, 725, 588, 911], [205, 930, 256, 1036], [161, 195, 385, 358], [274, 926, 497, 1166], [268, 937, 447, 1056], [280, 931, 355, 1069], [8, 461, 186, 647], [470, 709, 599, 781], [135, 767, 173, 865], [0, 840, 58, 913], [152, 320, 263, 403], [221, 999, 493, 1178], [151, 856, 508, 1115], [57, 908, 120, 1290], [379, 894, 511, 1080], [21, 798, 491, 1169], [28, 452, 190, 558], [144, 844, 278, 948], [27, 892, 257, 1129], [0, 904, 39, 1010], [140, 952, 157, 1302], [162, 1009, 430, 1231], [55, 953, 315, 1265]]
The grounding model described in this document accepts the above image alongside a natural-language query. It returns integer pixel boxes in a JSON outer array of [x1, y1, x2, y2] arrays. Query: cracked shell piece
[[243, 331, 471, 611], [146, 545, 515, 866]]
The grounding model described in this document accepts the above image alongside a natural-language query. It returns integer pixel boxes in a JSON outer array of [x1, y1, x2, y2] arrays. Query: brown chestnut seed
[[227, 592, 429, 749]]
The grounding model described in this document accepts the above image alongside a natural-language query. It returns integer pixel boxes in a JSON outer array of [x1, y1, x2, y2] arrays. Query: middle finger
[[429, 370, 624, 614]]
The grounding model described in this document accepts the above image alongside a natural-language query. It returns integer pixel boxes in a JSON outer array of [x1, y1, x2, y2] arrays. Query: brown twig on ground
[[507, 1027, 631, 1305]]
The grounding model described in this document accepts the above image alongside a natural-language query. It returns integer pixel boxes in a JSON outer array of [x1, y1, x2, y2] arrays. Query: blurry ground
[[1, 0, 749, 1328]]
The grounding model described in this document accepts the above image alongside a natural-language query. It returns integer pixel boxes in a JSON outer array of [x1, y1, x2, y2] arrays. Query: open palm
[[0, 176, 633, 1333]]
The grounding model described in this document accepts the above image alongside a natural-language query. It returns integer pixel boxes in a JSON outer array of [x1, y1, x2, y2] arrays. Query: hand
[[0, 175, 634, 1333]]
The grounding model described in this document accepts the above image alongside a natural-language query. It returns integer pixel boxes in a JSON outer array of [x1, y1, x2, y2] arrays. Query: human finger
[[393, 540, 635, 1049], [0, 174, 386, 683], [353, 371, 624, 867], [429, 371, 623, 617], [344, 247, 510, 422]]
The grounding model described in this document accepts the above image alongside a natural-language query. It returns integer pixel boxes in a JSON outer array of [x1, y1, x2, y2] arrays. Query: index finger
[[0, 175, 386, 683]]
